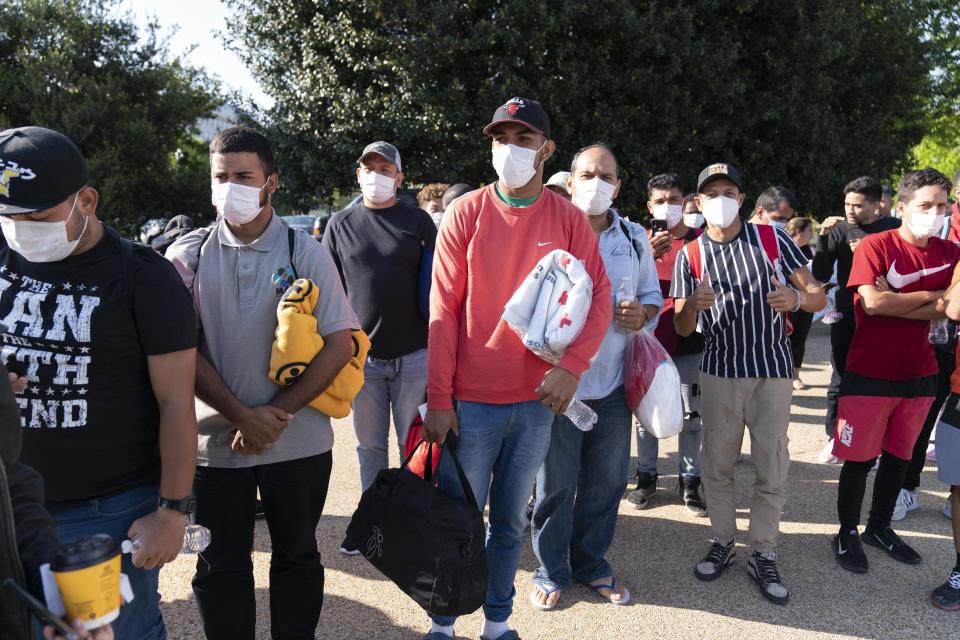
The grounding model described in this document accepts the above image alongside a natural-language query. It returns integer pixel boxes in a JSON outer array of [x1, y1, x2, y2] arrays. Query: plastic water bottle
[[616, 275, 634, 334], [121, 524, 211, 555], [565, 397, 598, 431], [929, 319, 950, 345]]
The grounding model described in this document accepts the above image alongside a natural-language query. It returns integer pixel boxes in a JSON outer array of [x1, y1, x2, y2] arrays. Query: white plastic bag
[[624, 331, 683, 438]]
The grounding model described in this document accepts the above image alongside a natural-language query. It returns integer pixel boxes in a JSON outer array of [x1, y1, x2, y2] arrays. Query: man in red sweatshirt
[[422, 97, 611, 640]]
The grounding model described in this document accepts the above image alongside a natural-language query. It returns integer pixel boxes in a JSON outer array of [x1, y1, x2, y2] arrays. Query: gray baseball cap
[[357, 141, 402, 172]]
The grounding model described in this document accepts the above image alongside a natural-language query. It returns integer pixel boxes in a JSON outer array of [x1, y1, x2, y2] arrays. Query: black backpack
[[345, 436, 488, 617], [195, 222, 300, 280]]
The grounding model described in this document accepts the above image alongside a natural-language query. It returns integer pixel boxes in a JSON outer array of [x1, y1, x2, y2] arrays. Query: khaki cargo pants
[[699, 373, 792, 553]]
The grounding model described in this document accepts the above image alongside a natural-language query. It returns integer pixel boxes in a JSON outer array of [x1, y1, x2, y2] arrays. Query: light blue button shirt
[[578, 210, 663, 400]]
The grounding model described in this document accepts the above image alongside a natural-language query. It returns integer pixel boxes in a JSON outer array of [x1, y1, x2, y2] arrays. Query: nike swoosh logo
[[886, 259, 952, 290], [838, 541, 847, 555], [538, 242, 552, 247]]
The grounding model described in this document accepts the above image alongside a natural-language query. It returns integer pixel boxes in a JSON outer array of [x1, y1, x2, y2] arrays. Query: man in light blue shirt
[[530, 144, 662, 610]]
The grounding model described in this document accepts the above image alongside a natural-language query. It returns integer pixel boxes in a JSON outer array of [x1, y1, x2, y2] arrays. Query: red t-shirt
[[847, 229, 960, 381], [651, 227, 702, 356]]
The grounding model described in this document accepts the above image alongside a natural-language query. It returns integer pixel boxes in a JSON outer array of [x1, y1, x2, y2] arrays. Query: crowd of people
[[0, 92, 958, 640]]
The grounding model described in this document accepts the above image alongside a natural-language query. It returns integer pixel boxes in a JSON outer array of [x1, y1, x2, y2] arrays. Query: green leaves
[[230, 0, 957, 218], [0, 0, 221, 235]]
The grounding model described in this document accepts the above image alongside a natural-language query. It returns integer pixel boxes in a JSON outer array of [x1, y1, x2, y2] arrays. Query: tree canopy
[[0, 0, 220, 234], [230, 0, 959, 218]]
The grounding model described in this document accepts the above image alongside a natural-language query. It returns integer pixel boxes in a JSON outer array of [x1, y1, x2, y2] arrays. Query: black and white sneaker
[[862, 526, 921, 565], [694, 538, 736, 581], [931, 570, 960, 611], [339, 535, 360, 556], [832, 529, 868, 574], [679, 475, 707, 517], [627, 471, 657, 509], [747, 551, 790, 605]]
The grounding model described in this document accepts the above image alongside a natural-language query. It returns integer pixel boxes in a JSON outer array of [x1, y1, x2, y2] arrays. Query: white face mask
[[906, 209, 945, 239], [653, 203, 683, 228], [702, 195, 740, 228], [492, 142, 544, 189], [359, 170, 398, 204], [572, 177, 616, 216], [684, 212, 705, 228], [211, 180, 267, 225], [0, 193, 87, 263]]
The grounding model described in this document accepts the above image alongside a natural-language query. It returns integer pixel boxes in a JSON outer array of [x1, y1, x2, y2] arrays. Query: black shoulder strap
[[287, 226, 299, 280], [618, 219, 643, 260]]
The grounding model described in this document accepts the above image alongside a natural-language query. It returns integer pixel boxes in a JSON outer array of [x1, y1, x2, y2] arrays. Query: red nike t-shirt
[[847, 229, 960, 381]]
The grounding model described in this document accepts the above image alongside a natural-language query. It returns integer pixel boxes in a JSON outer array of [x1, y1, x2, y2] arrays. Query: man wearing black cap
[[323, 141, 437, 553], [672, 163, 825, 605], [422, 98, 610, 640], [0, 126, 198, 638]]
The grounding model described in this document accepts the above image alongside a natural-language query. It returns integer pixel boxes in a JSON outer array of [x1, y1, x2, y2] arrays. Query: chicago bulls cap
[[0, 126, 89, 215], [483, 97, 551, 138], [696, 162, 743, 193]]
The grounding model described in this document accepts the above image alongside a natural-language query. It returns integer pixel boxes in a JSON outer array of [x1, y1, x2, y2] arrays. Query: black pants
[[789, 309, 814, 371], [192, 452, 333, 640], [825, 314, 856, 437], [903, 348, 956, 491]]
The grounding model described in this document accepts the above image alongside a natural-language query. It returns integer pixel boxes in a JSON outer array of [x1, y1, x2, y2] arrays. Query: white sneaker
[[891, 489, 918, 521], [926, 444, 937, 462], [818, 439, 840, 464], [945, 497, 953, 520]]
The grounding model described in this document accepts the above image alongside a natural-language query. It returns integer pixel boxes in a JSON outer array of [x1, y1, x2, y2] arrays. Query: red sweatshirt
[[427, 184, 612, 410]]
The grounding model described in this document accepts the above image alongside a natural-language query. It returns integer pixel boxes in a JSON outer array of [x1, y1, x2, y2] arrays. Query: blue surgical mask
[[771, 219, 787, 232]]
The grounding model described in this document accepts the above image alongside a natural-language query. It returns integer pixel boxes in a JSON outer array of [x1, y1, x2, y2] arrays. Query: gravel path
[[160, 324, 959, 639]]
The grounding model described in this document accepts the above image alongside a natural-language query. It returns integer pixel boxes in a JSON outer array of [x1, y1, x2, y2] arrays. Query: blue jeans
[[353, 348, 428, 491], [48, 485, 165, 640], [635, 353, 703, 477], [531, 386, 632, 588], [431, 399, 554, 626]]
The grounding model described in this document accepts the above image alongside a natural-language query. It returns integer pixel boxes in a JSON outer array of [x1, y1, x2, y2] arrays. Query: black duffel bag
[[345, 436, 488, 617]]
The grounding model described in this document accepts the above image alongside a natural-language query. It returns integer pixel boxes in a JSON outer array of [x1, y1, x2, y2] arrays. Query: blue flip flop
[[588, 576, 631, 606], [529, 578, 563, 611], [480, 631, 521, 640]]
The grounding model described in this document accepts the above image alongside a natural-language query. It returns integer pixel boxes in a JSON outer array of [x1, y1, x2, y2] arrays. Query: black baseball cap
[[0, 126, 88, 215], [357, 141, 402, 171], [483, 97, 551, 138], [697, 162, 742, 193]]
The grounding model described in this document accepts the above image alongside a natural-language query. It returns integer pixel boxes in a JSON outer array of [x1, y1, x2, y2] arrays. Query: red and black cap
[[697, 162, 743, 193], [0, 126, 88, 215], [483, 97, 551, 138]]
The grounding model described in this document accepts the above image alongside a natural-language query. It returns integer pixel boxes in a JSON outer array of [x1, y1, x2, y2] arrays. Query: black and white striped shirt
[[669, 223, 808, 379]]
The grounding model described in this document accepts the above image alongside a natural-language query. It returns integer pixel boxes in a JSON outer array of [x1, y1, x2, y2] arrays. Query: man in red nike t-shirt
[[832, 169, 960, 575]]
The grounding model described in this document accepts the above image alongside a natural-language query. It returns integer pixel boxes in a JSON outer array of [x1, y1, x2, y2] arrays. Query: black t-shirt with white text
[[0, 228, 197, 504]]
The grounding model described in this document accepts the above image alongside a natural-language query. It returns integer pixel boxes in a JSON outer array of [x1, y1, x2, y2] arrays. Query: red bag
[[623, 330, 670, 411], [404, 413, 441, 478]]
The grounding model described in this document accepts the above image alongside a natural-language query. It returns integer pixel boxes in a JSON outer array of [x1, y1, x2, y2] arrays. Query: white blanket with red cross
[[502, 249, 593, 365]]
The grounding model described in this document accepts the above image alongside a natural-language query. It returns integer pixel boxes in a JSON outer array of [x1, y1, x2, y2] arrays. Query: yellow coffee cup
[[51, 534, 121, 630]]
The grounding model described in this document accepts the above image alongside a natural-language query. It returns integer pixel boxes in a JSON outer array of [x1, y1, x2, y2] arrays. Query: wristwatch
[[158, 496, 196, 515]]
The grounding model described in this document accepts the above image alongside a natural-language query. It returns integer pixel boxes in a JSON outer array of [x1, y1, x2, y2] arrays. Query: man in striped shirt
[[672, 163, 826, 605]]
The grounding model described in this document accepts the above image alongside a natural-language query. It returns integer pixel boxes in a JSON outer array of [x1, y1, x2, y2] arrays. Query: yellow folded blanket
[[268, 278, 370, 418]]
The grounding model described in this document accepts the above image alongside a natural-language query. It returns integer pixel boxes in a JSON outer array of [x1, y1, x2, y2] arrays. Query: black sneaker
[[931, 570, 960, 611], [747, 551, 790, 605], [832, 529, 868, 574], [627, 471, 657, 509], [694, 538, 736, 581], [679, 475, 707, 517], [862, 526, 921, 565], [339, 535, 360, 556], [254, 499, 265, 520], [525, 494, 536, 526]]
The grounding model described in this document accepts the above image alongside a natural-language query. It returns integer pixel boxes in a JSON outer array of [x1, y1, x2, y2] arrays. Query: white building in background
[[196, 104, 238, 142]]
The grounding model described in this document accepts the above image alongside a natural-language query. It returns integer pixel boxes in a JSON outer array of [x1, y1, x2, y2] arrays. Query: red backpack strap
[[686, 234, 704, 282], [756, 223, 780, 266]]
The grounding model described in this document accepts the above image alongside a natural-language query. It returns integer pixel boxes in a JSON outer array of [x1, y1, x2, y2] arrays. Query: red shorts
[[833, 394, 933, 461]]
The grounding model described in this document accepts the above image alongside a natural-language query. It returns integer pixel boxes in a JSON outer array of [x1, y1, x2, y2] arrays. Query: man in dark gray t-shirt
[[323, 141, 437, 555]]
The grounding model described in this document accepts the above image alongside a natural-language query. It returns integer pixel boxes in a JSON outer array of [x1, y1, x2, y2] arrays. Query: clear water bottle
[[929, 319, 950, 345], [565, 397, 598, 431], [616, 275, 635, 334], [121, 524, 211, 555]]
